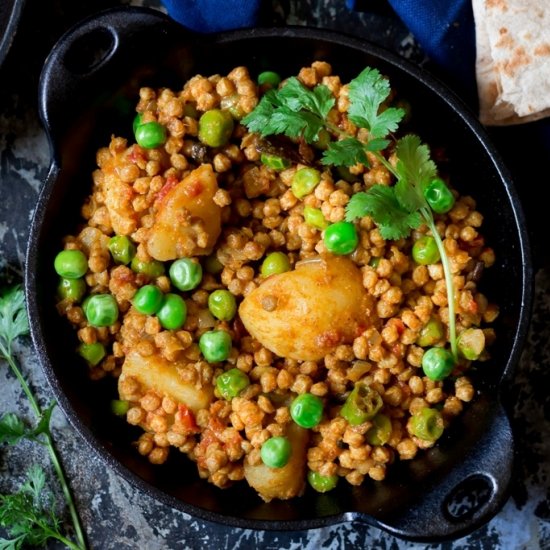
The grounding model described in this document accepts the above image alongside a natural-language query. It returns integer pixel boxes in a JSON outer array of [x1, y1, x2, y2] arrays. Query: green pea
[[199, 330, 232, 363], [365, 413, 392, 446], [208, 289, 237, 321], [324, 221, 358, 255], [157, 293, 187, 330], [307, 470, 339, 493], [457, 328, 485, 360], [408, 407, 444, 442], [108, 235, 136, 265], [291, 167, 321, 199], [132, 113, 143, 134], [198, 109, 234, 148], [260, 436, 291, 468], [424, 178, 455, 214], [303, 206, 329, 230], [57, 277, 86, 303], [54, 249, 88, 279], [169, 258, 203, 291], [131, 257, 165, 278], [369, 257, 381, 268], [421, 347, 455, 381], [135, 121, 167, 149], [77, 342, 105, 366], [204, 254, 223, 275], [290, 393, 324, 429], [216, 368, 250, 400], [416, 317, 445, 347], [257, 71, 281, 89], [85, 294, 119, 327], [412, 235, 440, 265], [133, 284, 164, 315], [111, 399, 130, 416], [260, 252, 291, 277], [340, 382, 382, 426], [260, 153, 290, 171]]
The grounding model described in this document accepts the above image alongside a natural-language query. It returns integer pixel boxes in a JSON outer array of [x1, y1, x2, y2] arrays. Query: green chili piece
[[340, 382, 382, 426], [77, 342, 106, 366], [365, 413, 392, 446], [303, 206, 329, 230], [408, 407, 444, 442], [261, 153, 290, 171]]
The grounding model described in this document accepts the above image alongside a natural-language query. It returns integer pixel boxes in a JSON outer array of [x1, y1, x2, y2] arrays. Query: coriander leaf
[[0, 413, 26, 445], [267, 107, 325, 142], [0, 403, 55, 445], [241, 94, 276, 134], [345, 185, 422, 239], [395, 134, 437, 193], [348, 67, 405, 139], [322, 137, 369, 167], [277, 77, 334, 119], [365, 138, 390, 153], [0, 286, 29, 354], [0, 283, 87, 549], [394, 176, 425, 213], [0, 465, 68, 550]]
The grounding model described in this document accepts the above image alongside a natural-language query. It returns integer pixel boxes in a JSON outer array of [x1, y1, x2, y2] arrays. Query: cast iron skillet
[[0, 0, 26, 67], [25, 6, 533, 542]]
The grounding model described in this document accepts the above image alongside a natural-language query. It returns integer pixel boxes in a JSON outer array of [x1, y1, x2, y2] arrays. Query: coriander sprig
[[345, 135, 458, 359], [242, 67, 405, 167], [243, 66, 458, 359], [0, 285, 87, 550]]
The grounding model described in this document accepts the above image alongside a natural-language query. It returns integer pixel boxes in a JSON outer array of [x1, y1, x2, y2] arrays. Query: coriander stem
[[422, 209, 458, 359], [0, 347, 88, 550], [373, 151, 399, 179]]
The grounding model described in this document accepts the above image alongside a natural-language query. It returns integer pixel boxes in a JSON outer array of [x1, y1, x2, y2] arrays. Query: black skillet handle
[[358, 401, 514, 541], [38, 6, 185, 148]]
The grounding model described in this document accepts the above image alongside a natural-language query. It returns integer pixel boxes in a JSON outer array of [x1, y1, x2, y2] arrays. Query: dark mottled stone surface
[[1, 1, 549, 548]]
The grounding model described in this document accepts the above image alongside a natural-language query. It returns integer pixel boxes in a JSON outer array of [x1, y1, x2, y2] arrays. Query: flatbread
[[472, 0, 550, 125]]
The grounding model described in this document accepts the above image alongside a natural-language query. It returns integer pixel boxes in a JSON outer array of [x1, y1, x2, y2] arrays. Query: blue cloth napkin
[[347, 0, 477, 104], [162, 0, 476, 98], [160, 0, 260, 33]]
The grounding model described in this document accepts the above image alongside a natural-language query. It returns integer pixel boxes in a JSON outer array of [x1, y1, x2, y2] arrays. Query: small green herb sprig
[[0, 285, 87, 550], [243, 67, 458, 358]]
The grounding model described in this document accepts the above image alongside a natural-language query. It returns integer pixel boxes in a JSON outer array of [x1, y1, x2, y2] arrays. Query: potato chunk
[[146, 164, 222, 261], [239, 255, 375, 361], [119, 350, 213, 413], [244, 422, 309, 502]]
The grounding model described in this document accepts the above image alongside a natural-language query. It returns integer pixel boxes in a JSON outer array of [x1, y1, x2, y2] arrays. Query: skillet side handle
[[37, 6, 183, 145], [356, 402, 514, 542]]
